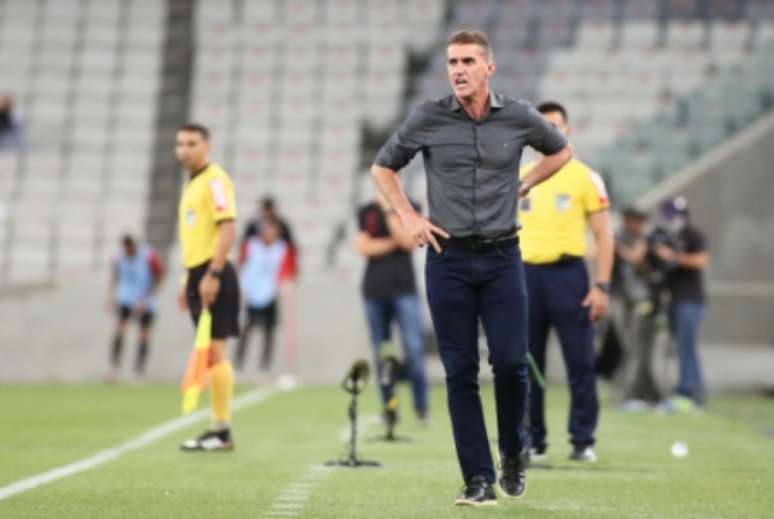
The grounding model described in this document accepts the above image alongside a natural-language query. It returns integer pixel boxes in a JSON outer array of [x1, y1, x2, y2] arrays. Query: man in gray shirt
[[371, 29, 571, 506]]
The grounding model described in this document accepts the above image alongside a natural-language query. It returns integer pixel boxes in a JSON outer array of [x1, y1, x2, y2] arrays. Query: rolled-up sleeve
[[521, 103, 568, 156], [374, 107, 428, 171]]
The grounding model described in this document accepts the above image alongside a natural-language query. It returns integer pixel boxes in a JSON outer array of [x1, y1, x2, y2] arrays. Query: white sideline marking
[[263, 414, 381, 518], [0, 387, 279, 501]]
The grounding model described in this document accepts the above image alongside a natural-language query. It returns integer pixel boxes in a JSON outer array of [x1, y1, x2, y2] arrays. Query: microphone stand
[[326, 371, 381, 467]]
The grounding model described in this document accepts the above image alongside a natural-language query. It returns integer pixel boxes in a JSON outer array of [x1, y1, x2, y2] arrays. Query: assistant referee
[[174, 123, 241, 452]]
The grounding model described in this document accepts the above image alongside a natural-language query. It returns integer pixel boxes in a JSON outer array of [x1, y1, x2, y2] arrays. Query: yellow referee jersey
[[518, 158, 609, 264], [178, 163, 237, 268]]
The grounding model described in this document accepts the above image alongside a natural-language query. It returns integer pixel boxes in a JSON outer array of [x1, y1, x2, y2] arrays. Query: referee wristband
[[594, 282, 611, 294]]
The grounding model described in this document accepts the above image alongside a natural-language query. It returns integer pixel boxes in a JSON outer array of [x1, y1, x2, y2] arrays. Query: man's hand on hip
[[399, 210, 450, 253]]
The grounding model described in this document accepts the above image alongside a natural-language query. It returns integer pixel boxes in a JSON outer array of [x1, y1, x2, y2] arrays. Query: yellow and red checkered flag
[[180, 309, 211, 414]]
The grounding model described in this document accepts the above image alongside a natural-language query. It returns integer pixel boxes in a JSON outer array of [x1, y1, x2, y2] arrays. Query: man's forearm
[[595, 230, 614, 283], [617, 241, 647, 265], [590, 211, 614, 283], [522, 145, 572, 191], [355, 234, 398, 257], [383, 211, 415, 251], [371, 165, 418, 220], [210, 220, 236, 270], [676, 251, 709, 270]]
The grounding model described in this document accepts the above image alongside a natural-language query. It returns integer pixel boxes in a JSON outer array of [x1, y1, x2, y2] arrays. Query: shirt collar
[[188, 163, 210, 181], [448, 90, 504, 113]]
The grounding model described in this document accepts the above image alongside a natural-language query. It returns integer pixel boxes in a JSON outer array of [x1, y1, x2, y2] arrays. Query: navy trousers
[[525, 259, 599, 450], [425, 242, 529, 485]]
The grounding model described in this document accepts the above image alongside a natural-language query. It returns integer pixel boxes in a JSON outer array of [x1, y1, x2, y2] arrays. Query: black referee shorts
[[186, 260, 240, 339]]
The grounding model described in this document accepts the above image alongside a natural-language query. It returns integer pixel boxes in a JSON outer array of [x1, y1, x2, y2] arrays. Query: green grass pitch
[[1, 382, 773, 518]]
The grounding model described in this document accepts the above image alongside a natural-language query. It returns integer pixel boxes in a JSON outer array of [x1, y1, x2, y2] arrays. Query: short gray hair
[[447, 29, 494, 62]]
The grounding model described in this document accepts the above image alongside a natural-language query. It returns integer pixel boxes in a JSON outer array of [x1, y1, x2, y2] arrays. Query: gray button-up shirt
[[374, 92, 567, 238]]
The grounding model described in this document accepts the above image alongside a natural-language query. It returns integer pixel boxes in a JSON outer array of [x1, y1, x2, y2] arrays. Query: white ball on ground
[[671, 441, 689, 458], [275, 374, 298, 391]]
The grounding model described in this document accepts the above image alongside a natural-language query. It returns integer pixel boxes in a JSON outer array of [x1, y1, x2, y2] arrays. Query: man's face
[[447, 44, 494, 100], [261, 204, 275, 220], [623, 216, 645, 236], [541, 110, 569, 136], [664, 215, 687, 234], [260, 222, 279, 244], [122, 242, 136, 256], [0, 95, 11, 111], [175, 130, 210, 170]]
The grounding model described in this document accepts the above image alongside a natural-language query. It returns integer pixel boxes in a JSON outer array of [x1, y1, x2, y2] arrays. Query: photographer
[[606, 207, 662, 407], [652, 197, 710, 408]]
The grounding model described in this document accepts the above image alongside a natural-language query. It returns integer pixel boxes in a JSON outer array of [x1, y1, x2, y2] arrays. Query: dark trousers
[[235, 302, 278, 371], [425, 243, 529, 485], [525, 259, 599, 450], [363, 294, 429, 414], [669, 301, 705, 404]]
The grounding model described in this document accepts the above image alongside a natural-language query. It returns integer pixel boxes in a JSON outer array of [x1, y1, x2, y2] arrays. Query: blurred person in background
[[652, 197, 710, 409], [175, 123, 240, 452], [106, 234, 164, 381], [355, 193, 429, 424], [0, 94, 23, 153], [242, 196, 298, 281], [242, 196, 299, 377], [235, 219, 288, 380], [606, 207, 662, 408], [518, 101, 613, 464]]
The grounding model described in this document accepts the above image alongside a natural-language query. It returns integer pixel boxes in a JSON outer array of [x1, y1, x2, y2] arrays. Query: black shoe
[[498, 454, 527, 498], [180, 429, 234, 452], [454, 475, 497, 507]]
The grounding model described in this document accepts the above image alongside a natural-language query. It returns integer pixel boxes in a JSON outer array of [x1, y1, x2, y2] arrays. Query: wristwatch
[[207, 268, 224, 279], [594, 282, 611, 294]]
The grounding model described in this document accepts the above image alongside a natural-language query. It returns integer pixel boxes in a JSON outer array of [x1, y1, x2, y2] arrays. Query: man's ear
[[487, 60, 496, 77]]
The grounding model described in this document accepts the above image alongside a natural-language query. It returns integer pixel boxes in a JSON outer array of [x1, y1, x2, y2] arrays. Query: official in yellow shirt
[[518, 102, 614, 464], [175, 123, 239, 452]]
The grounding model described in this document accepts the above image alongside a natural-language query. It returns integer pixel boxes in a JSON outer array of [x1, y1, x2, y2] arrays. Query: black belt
[[553, 254, 583, 264], [439, 235, 519, 254], [528, 254, 583, 266]]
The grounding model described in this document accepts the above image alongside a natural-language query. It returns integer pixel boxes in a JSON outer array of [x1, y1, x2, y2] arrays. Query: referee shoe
[[180, 429, 234, 452]]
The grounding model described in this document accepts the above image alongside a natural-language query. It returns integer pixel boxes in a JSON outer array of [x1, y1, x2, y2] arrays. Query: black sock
[[135, 339, 148, 374], [259, 325, 275, 371], [111, 334, 124, 368]]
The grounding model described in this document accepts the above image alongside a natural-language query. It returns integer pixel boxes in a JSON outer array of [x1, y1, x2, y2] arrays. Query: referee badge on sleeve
[[588, 170, 609, 205], [209, 179, 230, 212], [185, 209, 196, 226]]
